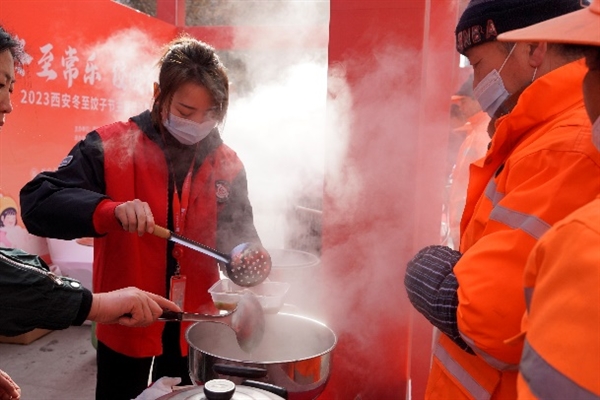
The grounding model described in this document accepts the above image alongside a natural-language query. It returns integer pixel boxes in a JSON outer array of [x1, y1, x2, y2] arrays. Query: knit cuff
[[73, 287, 93, 326], [93, 199, 122, 234]]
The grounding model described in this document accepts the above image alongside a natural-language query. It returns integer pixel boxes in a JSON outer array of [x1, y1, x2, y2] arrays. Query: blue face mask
[[473, 45, 517, 118], [163, 113, 217, 145]]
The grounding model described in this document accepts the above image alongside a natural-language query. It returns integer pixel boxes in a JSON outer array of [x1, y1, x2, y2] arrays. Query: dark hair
[[585, 46, 600, 71], [0, 207, 17, 228], [498, 41, 588, 63], [151, 34, 229, 128], [497, 40, 516, 54], [0, 26, 24, 69], [550, 43, 595, 63]]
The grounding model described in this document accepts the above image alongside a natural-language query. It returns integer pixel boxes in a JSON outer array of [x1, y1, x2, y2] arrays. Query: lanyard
[[170, 149, 197, 269], [165, 141, 197, 308], [172, 162, 194, 234]]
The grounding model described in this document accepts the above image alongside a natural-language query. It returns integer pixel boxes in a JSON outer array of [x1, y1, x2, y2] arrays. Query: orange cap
[[0, 195, 18, 215], [498, 0, 600, 45]]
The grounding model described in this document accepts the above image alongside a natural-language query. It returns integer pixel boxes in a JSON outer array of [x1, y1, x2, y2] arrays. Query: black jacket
[[0, 247, 91, 336]]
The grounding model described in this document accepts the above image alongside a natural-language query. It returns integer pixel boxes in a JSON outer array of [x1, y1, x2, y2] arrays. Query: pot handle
[[213, 364, 268, 379], [242, 380, 288, 399]]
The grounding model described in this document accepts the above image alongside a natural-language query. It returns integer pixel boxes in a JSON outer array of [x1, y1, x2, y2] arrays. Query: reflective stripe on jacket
[[518, 197, 600, 399], [427, 60, 600, 399]]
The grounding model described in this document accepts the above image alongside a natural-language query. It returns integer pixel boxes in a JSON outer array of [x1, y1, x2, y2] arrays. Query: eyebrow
[[174, 101, 196, 111]]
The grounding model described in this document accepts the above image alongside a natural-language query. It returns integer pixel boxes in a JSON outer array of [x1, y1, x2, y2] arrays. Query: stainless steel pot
[[267, 248, 320, 284], [266, 249, 320, 312], [186, 313, 337, 400]]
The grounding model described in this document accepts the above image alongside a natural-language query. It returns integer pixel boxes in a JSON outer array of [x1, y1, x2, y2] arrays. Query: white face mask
[[473, 45, 517, 118], [163, 113, 217, 145], [592, 116, 600, 152]]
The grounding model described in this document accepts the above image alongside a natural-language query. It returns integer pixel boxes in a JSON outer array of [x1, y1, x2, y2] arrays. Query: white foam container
[[208, 279, 290, 314]]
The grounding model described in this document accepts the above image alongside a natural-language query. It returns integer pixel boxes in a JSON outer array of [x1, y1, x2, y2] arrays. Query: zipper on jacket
[[0, 251, 64, 286]]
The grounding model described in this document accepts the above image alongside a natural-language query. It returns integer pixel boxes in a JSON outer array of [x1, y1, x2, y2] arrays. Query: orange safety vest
[[517, 197, 600, 399], [93, 118, 244, 358], [427, 60, 600, 399]]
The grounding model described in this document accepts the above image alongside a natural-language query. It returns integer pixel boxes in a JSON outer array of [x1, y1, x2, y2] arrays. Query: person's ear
[[153, 82, 160, 99], [527, 42, 547, 68]]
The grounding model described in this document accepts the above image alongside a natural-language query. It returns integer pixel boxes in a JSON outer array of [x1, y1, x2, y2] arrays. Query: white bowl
[[208, 279, 290, 314]]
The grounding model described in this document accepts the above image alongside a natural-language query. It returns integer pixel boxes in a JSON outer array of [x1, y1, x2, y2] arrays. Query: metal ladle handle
[[152, 225, 230, 264], [151, 225, 270, 287]]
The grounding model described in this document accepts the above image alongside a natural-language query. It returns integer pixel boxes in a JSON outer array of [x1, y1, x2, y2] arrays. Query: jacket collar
[[489, 59, 588, 157]]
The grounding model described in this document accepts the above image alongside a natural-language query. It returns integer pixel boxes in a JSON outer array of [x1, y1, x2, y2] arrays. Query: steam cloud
[[86, 28, 160, 121], [93, 2, 445, 365], [82, 3, 469, 398]]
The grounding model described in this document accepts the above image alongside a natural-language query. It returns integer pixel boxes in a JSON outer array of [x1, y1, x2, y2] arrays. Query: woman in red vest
[[20, 34, 262, 400]]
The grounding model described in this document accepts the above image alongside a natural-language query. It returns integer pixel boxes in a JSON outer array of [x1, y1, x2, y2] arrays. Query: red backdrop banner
[[0, 0, 176, 252]]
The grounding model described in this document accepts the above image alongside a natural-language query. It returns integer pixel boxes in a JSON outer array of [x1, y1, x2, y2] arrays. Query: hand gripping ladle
[[152, 225, 272, 287], [159, 291, 265, 352]]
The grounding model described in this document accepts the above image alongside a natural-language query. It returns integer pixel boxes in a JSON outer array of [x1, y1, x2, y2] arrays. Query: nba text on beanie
[[455, 0, 583, 55]]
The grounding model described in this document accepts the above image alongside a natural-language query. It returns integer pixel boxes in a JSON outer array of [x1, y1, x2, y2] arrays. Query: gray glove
[[404, 245, 473, 353]]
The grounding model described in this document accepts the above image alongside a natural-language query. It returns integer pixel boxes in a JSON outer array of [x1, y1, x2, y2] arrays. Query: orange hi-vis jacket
[[517, 197, 600, 399], [426, 60, 600, 399]]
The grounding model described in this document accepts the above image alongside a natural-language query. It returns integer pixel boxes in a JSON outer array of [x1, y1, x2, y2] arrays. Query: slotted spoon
[[152, 225, 271, 287]]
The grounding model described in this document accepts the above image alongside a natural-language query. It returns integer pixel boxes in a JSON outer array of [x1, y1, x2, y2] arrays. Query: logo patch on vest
[[58, 155, 73, 168], [215, 180, 230, 203]]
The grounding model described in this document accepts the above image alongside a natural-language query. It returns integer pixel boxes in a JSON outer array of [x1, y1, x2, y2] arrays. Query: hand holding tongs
[[158, 291, 265, 352]]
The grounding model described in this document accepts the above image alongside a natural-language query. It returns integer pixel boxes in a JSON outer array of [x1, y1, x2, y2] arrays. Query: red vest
[[93, 120, 243, 357]]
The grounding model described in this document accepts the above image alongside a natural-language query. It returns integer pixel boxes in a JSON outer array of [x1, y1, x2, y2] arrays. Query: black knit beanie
[[455, 0, 583, 55]]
